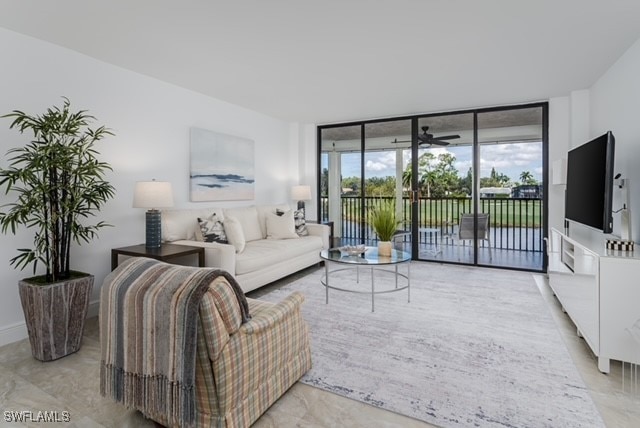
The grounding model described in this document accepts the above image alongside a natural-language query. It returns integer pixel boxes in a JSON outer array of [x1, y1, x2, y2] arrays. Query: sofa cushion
[[224, 216, 246, 253], [224, 206, 262, 242], [235, 236, 322, 275], [265, 210, 298, 240], [163, 208, 224, 242], [257, 204, 291, 238]]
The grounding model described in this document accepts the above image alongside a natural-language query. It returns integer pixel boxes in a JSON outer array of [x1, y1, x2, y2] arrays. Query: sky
[[336, 142, 543, 184]]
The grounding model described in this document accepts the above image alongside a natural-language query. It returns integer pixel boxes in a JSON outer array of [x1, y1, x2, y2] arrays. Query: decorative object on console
[[606, 239, 635, 252], [614, 175, 633, 243], [190, 127, 255, 202], [133, 180, 174, 248], [0, 98, 115, 361], [197, 212, 227, 243]]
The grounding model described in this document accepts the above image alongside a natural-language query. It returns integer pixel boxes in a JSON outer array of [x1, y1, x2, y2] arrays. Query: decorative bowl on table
[[338, 244, 366, 257]]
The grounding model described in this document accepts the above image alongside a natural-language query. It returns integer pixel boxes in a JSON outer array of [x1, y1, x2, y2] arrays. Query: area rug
[[258, 263, 604, 428]]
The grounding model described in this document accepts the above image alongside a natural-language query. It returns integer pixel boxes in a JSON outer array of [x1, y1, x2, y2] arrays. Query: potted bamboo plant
[[368, 199, 400, 257], [0, 98, 115, 361]]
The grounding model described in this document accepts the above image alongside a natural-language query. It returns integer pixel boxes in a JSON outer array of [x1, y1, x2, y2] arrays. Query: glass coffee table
[[319, 246, 411, 312]]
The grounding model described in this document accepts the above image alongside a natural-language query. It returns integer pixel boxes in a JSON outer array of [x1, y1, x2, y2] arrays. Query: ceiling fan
[[417, 126, 460, 146], [390, 126, 461, 146]]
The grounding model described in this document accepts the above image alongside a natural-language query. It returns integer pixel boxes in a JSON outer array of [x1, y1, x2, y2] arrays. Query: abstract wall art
[[190, 127, 255, 201]]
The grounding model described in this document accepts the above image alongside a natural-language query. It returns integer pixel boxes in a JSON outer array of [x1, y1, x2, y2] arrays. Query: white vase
[[378, 241, 392, 257]]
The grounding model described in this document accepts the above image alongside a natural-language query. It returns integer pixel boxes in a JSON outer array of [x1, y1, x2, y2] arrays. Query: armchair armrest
[[306, 223, 330, 249], [241, 292, 305, 335]]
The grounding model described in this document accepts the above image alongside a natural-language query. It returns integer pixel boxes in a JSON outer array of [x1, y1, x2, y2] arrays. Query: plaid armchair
[[146, 276, 312, 427], [100, 259, 311, 428]]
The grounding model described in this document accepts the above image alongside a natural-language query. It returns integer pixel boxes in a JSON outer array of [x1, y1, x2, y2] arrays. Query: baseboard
[[0, 321, 28, 347], [0, 298, 100, 347], [87, 298, 100, 318]]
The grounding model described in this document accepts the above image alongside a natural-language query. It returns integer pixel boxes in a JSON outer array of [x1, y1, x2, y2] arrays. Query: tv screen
[[565, 131, 615, 233]]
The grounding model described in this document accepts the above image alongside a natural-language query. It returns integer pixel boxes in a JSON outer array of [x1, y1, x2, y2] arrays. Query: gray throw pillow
[[198, 213, 228, 243]]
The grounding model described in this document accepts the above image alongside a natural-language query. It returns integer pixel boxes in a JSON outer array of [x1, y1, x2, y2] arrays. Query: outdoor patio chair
[[392, 224, 411, 251], [455, 213, 492, 261]]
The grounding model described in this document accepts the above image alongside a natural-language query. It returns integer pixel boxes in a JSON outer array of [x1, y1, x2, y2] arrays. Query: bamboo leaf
[[0, 98, 116, 282]]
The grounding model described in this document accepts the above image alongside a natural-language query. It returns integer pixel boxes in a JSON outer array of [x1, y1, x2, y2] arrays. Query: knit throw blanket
[[99, 257, 250, 427]]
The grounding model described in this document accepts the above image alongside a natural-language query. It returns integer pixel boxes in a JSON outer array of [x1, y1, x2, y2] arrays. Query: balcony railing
[[320, 196, 543, 253]]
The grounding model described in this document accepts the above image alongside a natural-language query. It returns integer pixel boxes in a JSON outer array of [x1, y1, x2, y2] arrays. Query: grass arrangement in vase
[[368, 199, 400, 257]]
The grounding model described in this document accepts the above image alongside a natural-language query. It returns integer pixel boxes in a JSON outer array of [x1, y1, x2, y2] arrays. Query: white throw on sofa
[[161, 204, 330, 292]]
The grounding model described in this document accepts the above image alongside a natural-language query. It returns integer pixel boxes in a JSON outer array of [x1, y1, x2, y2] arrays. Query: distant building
[[479, 187, 512, 198], [512, 184, 543, 199]]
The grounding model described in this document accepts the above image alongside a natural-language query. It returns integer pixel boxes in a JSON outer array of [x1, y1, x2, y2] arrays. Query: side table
[[111, 243, 205, 271]]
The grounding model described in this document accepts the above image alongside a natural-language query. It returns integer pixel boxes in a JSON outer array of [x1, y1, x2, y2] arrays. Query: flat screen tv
[[565, 131, 615, 233]]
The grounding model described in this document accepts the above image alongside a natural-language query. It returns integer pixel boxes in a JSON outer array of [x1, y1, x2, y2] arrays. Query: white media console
[[548, 226, 640, 373]]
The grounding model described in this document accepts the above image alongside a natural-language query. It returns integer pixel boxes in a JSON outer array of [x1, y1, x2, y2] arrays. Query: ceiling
[[1, 1, 639, 124], [320, 107, 543, 140]]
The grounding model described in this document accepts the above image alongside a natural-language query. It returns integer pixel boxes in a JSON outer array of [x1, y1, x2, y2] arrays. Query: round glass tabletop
[[320, 246, 411, 265]]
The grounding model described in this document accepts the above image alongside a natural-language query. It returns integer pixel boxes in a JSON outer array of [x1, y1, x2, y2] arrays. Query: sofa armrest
[[171, 240, 237, 274], [240, 292, 305, 335], [306, 223, 330, 250]]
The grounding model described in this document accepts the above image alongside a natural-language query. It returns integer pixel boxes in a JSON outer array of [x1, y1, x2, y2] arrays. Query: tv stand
[[548, 227, 640, 373]]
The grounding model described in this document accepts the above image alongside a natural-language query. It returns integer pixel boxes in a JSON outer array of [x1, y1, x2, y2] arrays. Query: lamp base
[[145, 210, 162, 248], [297, 200, 305, 211]]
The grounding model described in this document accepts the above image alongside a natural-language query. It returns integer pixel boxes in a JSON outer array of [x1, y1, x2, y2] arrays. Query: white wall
[[548, 96, 570, 234], [0, 28, 294, 345], [589, 36, 640, 243]]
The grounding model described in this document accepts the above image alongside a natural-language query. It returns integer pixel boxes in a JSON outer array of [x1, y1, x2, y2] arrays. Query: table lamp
[[291, 185, 311, 211], [133, 180, 174, 248]]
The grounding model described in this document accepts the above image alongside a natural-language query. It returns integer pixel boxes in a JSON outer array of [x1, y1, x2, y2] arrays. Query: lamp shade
[[133, 181, 174, 208], [291, 185, 312, 201]]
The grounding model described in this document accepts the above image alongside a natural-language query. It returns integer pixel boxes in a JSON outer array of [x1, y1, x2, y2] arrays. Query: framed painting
[[190, 127, 255, 201]]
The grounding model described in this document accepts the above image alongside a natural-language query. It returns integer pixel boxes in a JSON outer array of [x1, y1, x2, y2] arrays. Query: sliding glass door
[[476, 106, 545, 269], [364, 120, 413, 252], [414, 113, 474, 262], [320, 125, 362, 244], [318, 103, 548, 272]]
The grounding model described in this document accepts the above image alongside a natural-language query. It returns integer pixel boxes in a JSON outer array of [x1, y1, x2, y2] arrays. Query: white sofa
[[161, 204, 329, 292]]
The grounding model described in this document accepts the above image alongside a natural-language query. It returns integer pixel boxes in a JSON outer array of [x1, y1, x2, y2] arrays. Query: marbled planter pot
[[18, 274, 94, 362]]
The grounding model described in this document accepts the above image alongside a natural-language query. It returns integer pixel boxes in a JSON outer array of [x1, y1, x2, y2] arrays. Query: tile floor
[[0, 265, 637, 427]]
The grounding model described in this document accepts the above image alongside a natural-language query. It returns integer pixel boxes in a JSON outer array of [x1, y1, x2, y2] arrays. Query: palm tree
[[519, 171, 535, 184], [402, 165, 412, 190]]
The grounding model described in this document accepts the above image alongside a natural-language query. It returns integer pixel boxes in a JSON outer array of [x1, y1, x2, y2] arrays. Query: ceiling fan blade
[[430, 140, 450, 146], [434, 134, 460, 140]]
